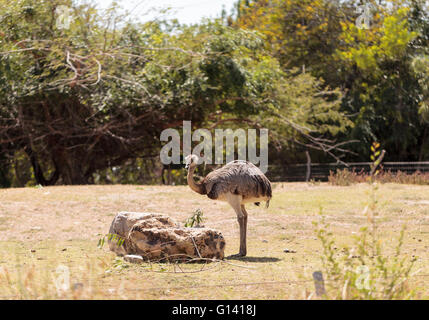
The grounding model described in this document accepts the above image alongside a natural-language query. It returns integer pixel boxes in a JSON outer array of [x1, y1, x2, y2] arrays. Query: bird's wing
[[203, 161, 272, 199]]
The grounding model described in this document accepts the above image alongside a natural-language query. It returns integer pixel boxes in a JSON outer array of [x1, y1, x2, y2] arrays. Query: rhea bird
[[185, 154, 272, 257]]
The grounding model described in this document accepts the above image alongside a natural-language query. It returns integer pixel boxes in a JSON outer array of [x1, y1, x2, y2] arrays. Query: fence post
[[305, 150, 311, 182], [312, 271, 326, 297]]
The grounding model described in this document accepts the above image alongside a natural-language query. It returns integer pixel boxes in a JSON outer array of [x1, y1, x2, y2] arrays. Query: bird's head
[[184, 154, 199, 169]]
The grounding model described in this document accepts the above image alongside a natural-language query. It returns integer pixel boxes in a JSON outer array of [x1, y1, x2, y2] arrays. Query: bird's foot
[[229, 252, 246, 259]]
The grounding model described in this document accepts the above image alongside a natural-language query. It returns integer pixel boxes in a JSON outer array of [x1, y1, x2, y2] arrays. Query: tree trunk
[[418, 126, 428, 161], [24, 146, 59, 186], [54, 150, 89, 185]]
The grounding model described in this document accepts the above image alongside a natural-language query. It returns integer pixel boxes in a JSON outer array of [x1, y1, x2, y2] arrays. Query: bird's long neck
[[187, 166, 206, 195]]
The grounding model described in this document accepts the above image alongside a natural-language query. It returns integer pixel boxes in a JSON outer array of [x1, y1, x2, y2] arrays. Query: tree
[[233, 0, 355, 85], [0, 0, 358, 186], [233, 0, 429, 161], [0, 1, 273, 184], [413, 55, 429, 122], [336, 1, 426, 160]]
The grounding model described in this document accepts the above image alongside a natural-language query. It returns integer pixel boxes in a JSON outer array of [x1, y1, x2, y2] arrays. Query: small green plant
[[98, 233, 125, 249], [106, 257, 130, 272], [314, 143, 418, 299], [184, 209, 205, 228], [369, 142, 387, 179], [314, 207, 416, 299]]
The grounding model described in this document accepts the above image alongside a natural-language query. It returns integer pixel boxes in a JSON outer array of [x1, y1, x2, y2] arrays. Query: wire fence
[[267, 161, 429, 182], [3, 261, 429, 299]]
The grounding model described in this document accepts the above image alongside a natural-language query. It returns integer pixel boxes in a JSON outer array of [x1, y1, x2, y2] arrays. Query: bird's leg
[[240, 205, 248, 257], [226, 194, 246, 257], [235, 215, 246, 256]]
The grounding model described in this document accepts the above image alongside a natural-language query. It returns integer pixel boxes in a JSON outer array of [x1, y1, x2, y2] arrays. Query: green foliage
[[314, 205, 416, 299], [316, 172, 417, 299], [98, 233, 125, 249], [234, 0, 351, 83], [0, 1, 281, 185], [336, 1, 425, 160], [234, 0, 429, 162], [0, 0, 428, 186], [261, 70, 353, 135], [319, 143, 417, 298], [184, 209, 205, 228], [0, 0, 355, 186], [412, 55, 429, 122], [338, 6, 417, 72]]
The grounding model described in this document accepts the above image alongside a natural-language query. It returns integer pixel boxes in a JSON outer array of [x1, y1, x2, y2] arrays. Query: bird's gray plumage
[[202, 160, 272, 207]]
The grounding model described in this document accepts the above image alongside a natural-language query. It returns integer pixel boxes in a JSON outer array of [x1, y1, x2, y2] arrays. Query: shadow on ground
[[225, 255, 282, 263]]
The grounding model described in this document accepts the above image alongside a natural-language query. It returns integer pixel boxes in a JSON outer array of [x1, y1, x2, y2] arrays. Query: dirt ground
[[1, 182, 429, 299]]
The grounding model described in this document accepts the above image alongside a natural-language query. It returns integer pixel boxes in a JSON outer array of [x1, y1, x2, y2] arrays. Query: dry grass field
[[1, 182, 429, 299]]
